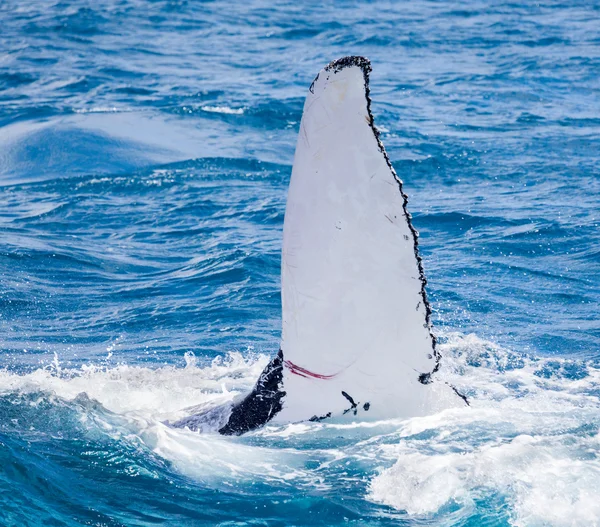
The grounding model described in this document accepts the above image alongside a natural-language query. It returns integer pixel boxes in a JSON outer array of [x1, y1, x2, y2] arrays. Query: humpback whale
[[173, 56, 463, 436]]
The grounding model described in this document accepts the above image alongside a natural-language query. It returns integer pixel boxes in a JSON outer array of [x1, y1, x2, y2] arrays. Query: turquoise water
[[1, 1, 600, 525]]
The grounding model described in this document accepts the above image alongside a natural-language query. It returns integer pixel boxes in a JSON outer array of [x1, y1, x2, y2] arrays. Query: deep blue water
[[1, 1, 600, 526]]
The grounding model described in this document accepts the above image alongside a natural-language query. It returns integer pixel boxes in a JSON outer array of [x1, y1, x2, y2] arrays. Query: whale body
[[173, 56, 462, 436]]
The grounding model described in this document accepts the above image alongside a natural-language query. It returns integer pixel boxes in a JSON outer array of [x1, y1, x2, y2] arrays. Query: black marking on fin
[[450, 385, 470, 406], [219, 350, 286, 436], [421, 360, 441, 385], [342, 391, 359, 415], [341, 391, 356, 406], [309, 72, 319, 94], [418, 372, 432, 385], [309, 412, 332, 422]]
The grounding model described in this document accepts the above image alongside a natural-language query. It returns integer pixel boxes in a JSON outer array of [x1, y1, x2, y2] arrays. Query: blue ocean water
[[1, 1, 599, 525]]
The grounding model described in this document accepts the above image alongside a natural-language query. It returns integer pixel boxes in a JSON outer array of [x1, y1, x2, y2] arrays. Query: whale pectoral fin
[[275, 56, 444, 423], [218, 56, 462, 435]]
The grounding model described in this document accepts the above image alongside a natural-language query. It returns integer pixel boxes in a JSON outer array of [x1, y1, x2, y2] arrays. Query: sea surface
[[1, 1, 600, 526]]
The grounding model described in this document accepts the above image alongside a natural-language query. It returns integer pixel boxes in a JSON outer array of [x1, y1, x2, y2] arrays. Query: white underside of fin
[[274, 59, 454, 423]]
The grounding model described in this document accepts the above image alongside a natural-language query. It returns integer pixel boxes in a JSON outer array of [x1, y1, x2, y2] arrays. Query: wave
[[0, 334, 598, 525], [368, 333, 600, 526], [200, 105, 245, 115]]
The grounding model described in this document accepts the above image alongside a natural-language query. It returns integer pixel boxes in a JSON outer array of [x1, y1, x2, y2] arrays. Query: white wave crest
[[367, 332, 600, 527], [200, 105, 245, 115], [0, 351, 267, 421], [1, 333, 599, 524]]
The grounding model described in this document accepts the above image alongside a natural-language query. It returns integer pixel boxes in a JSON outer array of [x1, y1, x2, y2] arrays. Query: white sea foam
[[367, 333, 600, 527], [369, 433, 600, 526], [0, 351, 266, 420], [0, 334, 598, 525], [0, 352, 327, 488]]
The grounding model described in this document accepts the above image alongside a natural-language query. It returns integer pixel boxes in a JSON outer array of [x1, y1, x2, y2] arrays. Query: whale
[[172, 56, 464, 436]]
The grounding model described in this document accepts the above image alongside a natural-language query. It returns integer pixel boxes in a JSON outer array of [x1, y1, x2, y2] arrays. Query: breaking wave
[[1, 334, 598, 526]]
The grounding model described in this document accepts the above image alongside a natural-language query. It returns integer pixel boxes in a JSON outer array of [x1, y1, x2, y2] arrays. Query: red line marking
[[284, 360, 338, 380]]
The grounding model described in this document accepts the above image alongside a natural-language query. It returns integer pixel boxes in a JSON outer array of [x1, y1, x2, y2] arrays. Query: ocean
[[1, 1, 599, 525]]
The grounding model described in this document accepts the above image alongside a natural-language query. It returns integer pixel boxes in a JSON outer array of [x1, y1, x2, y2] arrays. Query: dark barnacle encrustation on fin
[[324, 55, 372, 75]]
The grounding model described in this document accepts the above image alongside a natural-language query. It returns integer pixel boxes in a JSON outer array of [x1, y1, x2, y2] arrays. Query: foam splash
[[0, 334, 598, 525], [0, 351, 327, 489], [0, 351, 267, 421], [369, 433, 600, 526], [367, 333, 600, 527]]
